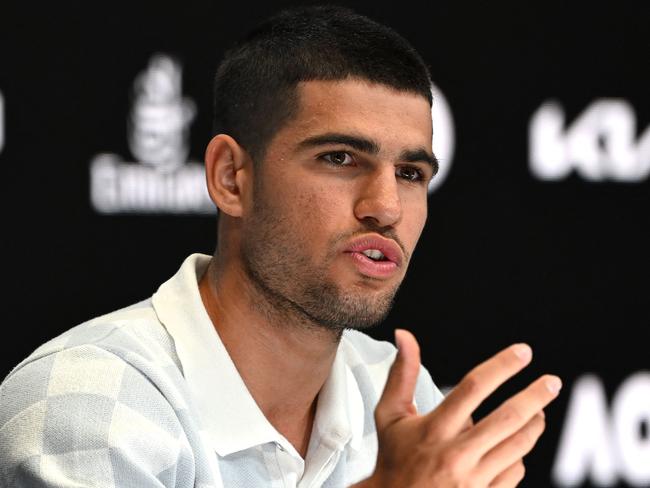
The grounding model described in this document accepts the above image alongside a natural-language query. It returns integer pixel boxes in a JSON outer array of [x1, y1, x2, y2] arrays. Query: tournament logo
[[552, 372, 650, 487], [90, 54, 214, 214], [429, 83, 455, 194], [530, 99, 650, 182]]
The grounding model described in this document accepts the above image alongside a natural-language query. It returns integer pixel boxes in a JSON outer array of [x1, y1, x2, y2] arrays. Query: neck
[[199, 253, 341, 458]]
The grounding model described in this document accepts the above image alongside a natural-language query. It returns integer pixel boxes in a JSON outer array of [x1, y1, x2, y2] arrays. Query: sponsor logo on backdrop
[[530, 99, 650, 182], [429, 84, 455, 194], [0, 90, 4, 154], [90, 54, 214, 214], [552, 372, 650, 487]]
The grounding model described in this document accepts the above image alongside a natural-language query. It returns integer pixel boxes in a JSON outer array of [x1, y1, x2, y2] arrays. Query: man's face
[[240, 78, 435, 331]]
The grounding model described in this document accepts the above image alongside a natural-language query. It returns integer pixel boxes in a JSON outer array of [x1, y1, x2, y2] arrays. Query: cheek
[[257, 174, 344, 241], [294, 185, 346, 233]]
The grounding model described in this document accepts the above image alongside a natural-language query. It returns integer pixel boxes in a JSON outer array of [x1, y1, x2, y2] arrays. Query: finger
[[465, 374, 560, 456], [425, 343, 533, 438], [374, 329, 421, 430], [488, 460, 526, 488], [460, 415, 474, 433], [476, 412, 545, 484]]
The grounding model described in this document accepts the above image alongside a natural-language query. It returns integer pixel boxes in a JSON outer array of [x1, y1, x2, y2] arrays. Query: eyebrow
[[400, 148, 439, 176], [298, 132, 439, 176]]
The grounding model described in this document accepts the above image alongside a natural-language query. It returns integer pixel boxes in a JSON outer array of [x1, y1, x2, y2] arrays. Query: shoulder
[[0, 300, 194, 485], [0, 301, 196, 486], [9, 298, 182, 379], [1, 298, 188, 429], [341, 329, 445, 414]]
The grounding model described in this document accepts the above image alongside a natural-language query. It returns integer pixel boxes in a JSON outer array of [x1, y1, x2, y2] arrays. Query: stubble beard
[[240, 196, 402, 333]]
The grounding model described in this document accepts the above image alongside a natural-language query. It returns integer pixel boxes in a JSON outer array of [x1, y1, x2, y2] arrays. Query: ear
[[204, 134, 251, 217]]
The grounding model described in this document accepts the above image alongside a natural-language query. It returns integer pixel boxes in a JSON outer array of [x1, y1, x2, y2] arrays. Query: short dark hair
[[212, 5, 433, 163]]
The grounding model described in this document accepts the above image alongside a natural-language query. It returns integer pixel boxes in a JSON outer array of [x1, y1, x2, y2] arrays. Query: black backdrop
[[2, 2, 649, 487]]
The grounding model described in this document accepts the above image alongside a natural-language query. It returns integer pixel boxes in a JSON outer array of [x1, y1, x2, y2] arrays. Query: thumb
[[374, 328, 421, 431]]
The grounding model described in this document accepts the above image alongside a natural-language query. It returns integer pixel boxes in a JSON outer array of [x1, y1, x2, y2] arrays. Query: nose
[[353, 167, 402, 227]]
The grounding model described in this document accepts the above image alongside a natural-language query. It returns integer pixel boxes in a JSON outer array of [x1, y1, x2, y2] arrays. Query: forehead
[[280, 78, 433, 150]]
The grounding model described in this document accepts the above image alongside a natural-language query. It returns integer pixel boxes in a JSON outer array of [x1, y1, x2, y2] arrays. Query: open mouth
[[361, 249, 388, 262], [343, 234, 403, 277]]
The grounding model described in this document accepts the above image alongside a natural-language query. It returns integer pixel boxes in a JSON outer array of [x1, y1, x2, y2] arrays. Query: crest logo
[[90, 54, 214, 214]]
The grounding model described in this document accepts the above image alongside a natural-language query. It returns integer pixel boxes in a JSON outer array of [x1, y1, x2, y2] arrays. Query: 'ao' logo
[[552, 372, 650, 487], [530, 99, 650, 182], [90, 54, 214, 214]]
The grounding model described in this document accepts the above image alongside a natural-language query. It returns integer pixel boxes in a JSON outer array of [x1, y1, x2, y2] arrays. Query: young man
[[0, 6, 561, 487]]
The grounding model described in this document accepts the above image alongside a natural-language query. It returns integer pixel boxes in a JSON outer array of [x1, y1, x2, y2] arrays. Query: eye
[[396, 165, 425, 182], [321, 152, 353, 166]]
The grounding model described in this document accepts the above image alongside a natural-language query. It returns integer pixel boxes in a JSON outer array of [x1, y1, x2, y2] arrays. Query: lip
[[343, 234, 404, 279]]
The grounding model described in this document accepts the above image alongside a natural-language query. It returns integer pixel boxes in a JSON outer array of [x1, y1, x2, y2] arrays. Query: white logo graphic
[[530, 99, 650, 182], [0, 90, 4, 154], [552, 372, 650, 487], [90, 54, 214, 214], [429, 83, 455, 194]]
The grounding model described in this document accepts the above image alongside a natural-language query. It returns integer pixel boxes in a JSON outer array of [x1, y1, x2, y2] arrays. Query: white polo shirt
[[0, 254, 444, 487]]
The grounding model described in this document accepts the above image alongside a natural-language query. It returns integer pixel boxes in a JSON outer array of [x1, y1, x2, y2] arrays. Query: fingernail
[[546, 377, 562, 395], [514, 344, 532, 363]]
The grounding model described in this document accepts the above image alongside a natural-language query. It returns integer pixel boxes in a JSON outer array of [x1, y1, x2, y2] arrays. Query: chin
[[297, 279, 395, 332]]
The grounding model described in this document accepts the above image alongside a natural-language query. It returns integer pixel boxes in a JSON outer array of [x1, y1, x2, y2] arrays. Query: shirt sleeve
[[0, 344, 191, 487]]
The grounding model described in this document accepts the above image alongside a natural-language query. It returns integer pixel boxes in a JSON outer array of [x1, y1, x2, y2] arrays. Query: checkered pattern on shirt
[[0, 298, 443, 487], [0, 301, 218, 487]]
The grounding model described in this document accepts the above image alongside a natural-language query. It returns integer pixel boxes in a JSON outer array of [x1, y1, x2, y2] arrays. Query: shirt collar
[[314, 345, 365, 452], [152, 253, 365, 456]]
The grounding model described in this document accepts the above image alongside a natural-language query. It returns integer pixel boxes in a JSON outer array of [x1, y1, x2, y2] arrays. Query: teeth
[[362, 249, 385, 261]]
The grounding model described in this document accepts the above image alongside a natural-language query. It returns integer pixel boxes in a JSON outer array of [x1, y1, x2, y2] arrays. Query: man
[[0, 5, 561, 487]]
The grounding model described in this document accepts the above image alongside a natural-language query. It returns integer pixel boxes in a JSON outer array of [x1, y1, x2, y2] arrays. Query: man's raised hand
[[352, 329, 561, 488]]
